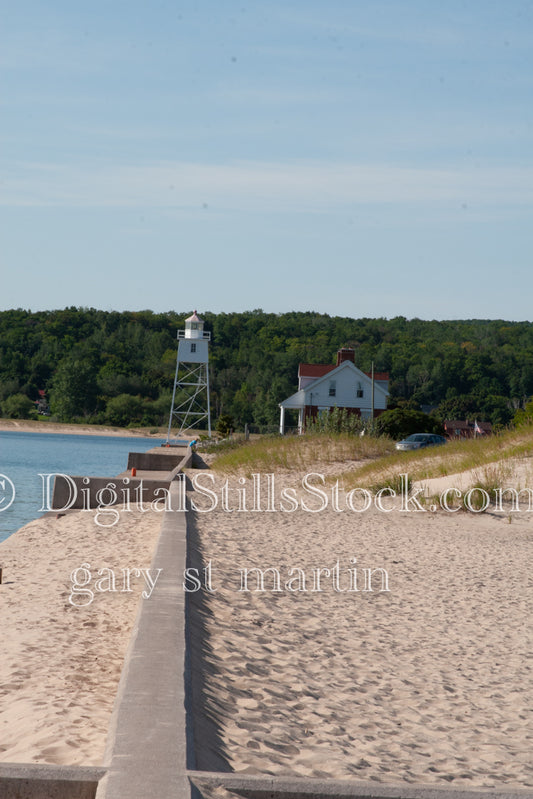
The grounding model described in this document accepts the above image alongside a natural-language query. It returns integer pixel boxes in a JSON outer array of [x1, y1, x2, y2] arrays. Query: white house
[[279, 348, 389, 434]]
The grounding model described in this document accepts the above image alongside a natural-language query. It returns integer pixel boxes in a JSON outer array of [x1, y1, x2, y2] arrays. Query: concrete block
[[0, 763, 105, 799]]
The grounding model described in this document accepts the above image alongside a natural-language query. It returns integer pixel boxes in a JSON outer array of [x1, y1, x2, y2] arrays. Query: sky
[[2, 0, 532, 321]]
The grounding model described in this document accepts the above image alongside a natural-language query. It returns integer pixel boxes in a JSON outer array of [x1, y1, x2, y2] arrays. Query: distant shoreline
[[0, 418, 162, 439]]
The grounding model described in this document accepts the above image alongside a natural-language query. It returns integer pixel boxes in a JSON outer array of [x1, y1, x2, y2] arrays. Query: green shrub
[[2, 393, 37, 419], [216, 413, 234, 438], [306, 407, 366, 435], [104, 394, 144, 427], [513, 400, 533, 428], [376, 408, 444, 440]]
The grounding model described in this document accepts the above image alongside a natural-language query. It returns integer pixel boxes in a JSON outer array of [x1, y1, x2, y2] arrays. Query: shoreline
[[0, 418, 164, 438], [0, 418, 169, 545]]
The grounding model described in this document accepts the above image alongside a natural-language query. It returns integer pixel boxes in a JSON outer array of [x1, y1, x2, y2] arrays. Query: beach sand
[[0, 506, 162, 765], [0, 459, 531, 789], [188, 470, 532, 788], [0, 419, 160, 438]]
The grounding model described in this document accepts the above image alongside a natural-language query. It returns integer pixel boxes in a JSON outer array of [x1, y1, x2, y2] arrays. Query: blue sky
[[2, 1, 532, 320]]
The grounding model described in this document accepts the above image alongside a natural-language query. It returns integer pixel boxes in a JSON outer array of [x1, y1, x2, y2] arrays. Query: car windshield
[[406, 434, 429, 441]]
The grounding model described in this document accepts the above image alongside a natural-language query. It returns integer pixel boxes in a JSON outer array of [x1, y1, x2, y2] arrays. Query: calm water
[[0, 431, 160, 542]]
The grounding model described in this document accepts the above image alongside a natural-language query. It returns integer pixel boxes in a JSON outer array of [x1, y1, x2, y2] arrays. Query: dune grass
[[209, 431, 395, 476], [207, 426, 533, 491], [340, 425, 533, 491]]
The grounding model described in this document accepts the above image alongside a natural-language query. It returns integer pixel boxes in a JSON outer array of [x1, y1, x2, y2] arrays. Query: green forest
[[0, 307, 532, 431]]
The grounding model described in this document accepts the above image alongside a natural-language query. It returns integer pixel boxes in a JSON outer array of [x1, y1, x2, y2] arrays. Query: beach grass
[[208, 425, 533, 488], [209, 431, 395, 476], [348, 424, 533, 491]]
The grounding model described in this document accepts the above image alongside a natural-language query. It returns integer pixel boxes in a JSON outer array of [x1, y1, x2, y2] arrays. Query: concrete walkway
[[95, 478, 191, 799]]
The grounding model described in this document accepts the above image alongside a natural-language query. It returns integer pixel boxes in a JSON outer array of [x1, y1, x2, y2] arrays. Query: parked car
[[395, 433, 447, 451]]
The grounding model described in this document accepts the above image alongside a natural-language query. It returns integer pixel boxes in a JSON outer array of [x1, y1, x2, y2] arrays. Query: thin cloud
[[3, 160, 532, 211]]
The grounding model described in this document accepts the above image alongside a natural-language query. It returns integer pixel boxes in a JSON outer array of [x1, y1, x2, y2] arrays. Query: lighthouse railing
[[177, 330, 211, 340]]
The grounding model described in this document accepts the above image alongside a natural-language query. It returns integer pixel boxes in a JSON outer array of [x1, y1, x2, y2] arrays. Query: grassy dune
[[208, 431, 395, 476], [207, 426, 533, 491], [348, 425, 533, 491]]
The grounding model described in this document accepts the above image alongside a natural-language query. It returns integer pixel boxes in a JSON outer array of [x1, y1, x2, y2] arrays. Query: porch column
[[279, 405, 285, 435]]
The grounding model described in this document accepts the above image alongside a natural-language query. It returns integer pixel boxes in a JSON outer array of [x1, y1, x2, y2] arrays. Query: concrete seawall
[[95, 478, 190, 799], [50, 446, 193, 511], [0, 764, 105, 799]]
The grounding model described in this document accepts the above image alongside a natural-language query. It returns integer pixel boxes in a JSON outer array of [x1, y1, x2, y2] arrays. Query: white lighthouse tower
[[166, 310, 211, 442]]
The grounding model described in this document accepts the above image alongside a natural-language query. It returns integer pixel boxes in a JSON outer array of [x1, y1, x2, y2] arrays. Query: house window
[[329, 381, 336, 397], [191, 343, 196, 353], [356, 383, 364, 398]]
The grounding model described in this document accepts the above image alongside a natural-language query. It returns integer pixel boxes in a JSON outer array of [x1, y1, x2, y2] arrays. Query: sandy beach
[[0, 418, 162, 438], [0, 506, 162, 765], [0, 457, 530, 789], [188, 470, 532, 788]]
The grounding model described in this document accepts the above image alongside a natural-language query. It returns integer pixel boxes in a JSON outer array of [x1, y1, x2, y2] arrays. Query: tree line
[[0, 307, 531, 430]]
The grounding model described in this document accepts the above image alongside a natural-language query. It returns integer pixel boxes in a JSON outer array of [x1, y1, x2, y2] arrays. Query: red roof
[[364, 372, 389, 381], [298, 363, 336, 378], [299, 363, 389, 381]]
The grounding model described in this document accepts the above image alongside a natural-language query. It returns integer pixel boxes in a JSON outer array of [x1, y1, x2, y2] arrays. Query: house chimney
[[336, 348, 355, 366]]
